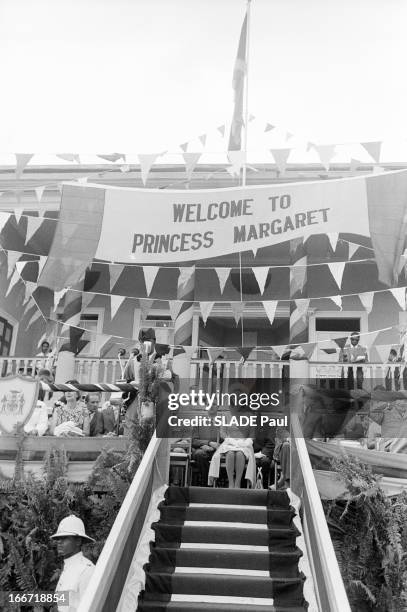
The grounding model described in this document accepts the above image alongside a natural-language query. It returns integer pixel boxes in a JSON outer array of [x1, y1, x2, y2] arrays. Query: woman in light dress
[[208, 402, 256, 488]]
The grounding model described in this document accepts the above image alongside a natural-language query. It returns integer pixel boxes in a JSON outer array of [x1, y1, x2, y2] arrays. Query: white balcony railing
[[1, 356, 404, 390]]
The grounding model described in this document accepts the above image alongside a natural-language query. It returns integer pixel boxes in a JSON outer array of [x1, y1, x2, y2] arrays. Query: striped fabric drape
[[173, 267, 195, 371], [289, 239, 308, 345]]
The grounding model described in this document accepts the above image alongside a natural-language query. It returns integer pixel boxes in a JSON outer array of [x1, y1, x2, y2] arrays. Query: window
[[309, 311, 367, 362], [57, 309, 104, 356], [0, 316, 13, 356]]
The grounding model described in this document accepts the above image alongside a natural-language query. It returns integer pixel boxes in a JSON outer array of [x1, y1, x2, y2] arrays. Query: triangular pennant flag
[[182, 346, 195, 360], [22, 281, 36, 306], [96, 153, 125, 163], [180, 142, 189, 152], [350, 158, 360, 173], [236, 346, 254, 362], [0, 211, 10, 233], [200, 301, 215, 325], [15, 154, 34, 178], [375, 344, 393, 362], [215, 268, 230, 293], [264, 123, 275, 132], [290, 256, 307, 296], [80, 291, 94, 311], [270, 148, 291, 174], [263, 301, 278, 326], [35, 186, 46, 203], [140, 298, 153, 320], [301, 342, 317, 359], [143, 266, 160, 296], [314, 144, 336, 171], [231, 302, 244, 325], [253, 267, 269, 294], [390, 287, 406, 310], [14, 209, 23, 224], [364, 330, 379, 350], [207, 348, 224, 363], [53, 287, 69, 311], [359, 292, 374, 313], [348, 242, 359, 259], [361, 141, 382, 163], [295, 299, 310, 317], [227, 150, 246, 176], [199, 134, 207, 147], [327, 261, 346, 289], [23, 303, 35, 319], [272, 344, 285, 359], [56, 153, 80, 163], [24, 216, 42, 245], [37, 256, 47, 278], [5, 269, 21, 296], [109, 264, 123, 292], [332, 336, 348, 349], [217, 125, 226, 137], [252, 248, 258, 258], [330, 295, 342, 309], [138, 154, 159, 186], [111, 295, 126, 319], [178, 266, 195, 291], [15, 260, 28, 277], [327, 232, 339, 252], [7, 251, 21, 279], [26, 309, 43, 329], [183, 152, 202, 181], [169, 300, 183, 321]]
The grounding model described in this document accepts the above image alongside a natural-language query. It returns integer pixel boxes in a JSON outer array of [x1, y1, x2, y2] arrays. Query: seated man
[[85, 393, 105, 437], [370, 397, 407, 453], [253, 421, 276, 488], [24, 399, 49, 436], [102, 393, 125, 435], [272, 428, 290, 490]]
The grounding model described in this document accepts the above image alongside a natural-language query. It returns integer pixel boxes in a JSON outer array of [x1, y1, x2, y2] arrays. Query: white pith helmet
[[51, 515, 95, 542]]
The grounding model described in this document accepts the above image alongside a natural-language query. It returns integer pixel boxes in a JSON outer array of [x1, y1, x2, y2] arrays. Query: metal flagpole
[[240, 0, 252, 347]]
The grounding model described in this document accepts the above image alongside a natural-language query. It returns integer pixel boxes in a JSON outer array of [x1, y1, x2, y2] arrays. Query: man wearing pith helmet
[[51, 515, 95, 611]]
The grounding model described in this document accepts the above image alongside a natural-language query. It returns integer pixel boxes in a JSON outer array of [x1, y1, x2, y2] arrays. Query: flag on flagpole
[[228, 11, 248, 151]]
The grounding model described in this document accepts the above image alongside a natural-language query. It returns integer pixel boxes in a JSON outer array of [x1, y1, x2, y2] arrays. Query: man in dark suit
[[253, 418, 276, 488], [85, 393, 106, 437]]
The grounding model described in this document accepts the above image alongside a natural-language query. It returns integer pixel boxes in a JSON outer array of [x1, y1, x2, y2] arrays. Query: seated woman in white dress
[[208, 404, 256, 488]]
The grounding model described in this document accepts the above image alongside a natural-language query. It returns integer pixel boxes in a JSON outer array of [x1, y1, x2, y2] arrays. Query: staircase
[[137, 486, 308, 611]]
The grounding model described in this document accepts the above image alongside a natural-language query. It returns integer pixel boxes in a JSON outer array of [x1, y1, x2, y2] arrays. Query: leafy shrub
[[324, 455, 407, 611], [0, 415, 155, 611]]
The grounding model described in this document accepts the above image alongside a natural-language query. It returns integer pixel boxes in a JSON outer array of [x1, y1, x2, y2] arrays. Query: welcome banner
[[37, 170, 407, 290], [94, 176, 369, 264]]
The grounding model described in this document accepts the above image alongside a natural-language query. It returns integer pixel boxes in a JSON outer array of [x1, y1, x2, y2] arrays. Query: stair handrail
[[291, 411, 351, 612], [77, 433, 170, 612]]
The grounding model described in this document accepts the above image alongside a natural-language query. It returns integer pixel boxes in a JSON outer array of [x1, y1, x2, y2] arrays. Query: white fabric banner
[[89, 174, 370, 264]]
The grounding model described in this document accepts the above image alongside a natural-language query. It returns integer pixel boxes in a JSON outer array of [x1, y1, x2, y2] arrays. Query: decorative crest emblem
[[0, 375, 39, 434]]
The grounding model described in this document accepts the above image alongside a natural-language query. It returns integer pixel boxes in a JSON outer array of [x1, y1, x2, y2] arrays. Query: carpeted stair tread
[[137, 486, 308, 611], [143, 571, 306, 602], [165, 486, 290, 508], [138, 599, 307, 611], [148, 545, 302, 577], [159, 503, 295, 526], [152, 522, 300, 548]]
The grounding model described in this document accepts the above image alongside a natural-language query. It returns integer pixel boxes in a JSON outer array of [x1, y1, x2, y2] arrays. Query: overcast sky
[[1, 0, 406, 162]]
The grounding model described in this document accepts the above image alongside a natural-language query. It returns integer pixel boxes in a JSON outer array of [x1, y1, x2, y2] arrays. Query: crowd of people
[[24, 380, 125, 438]]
